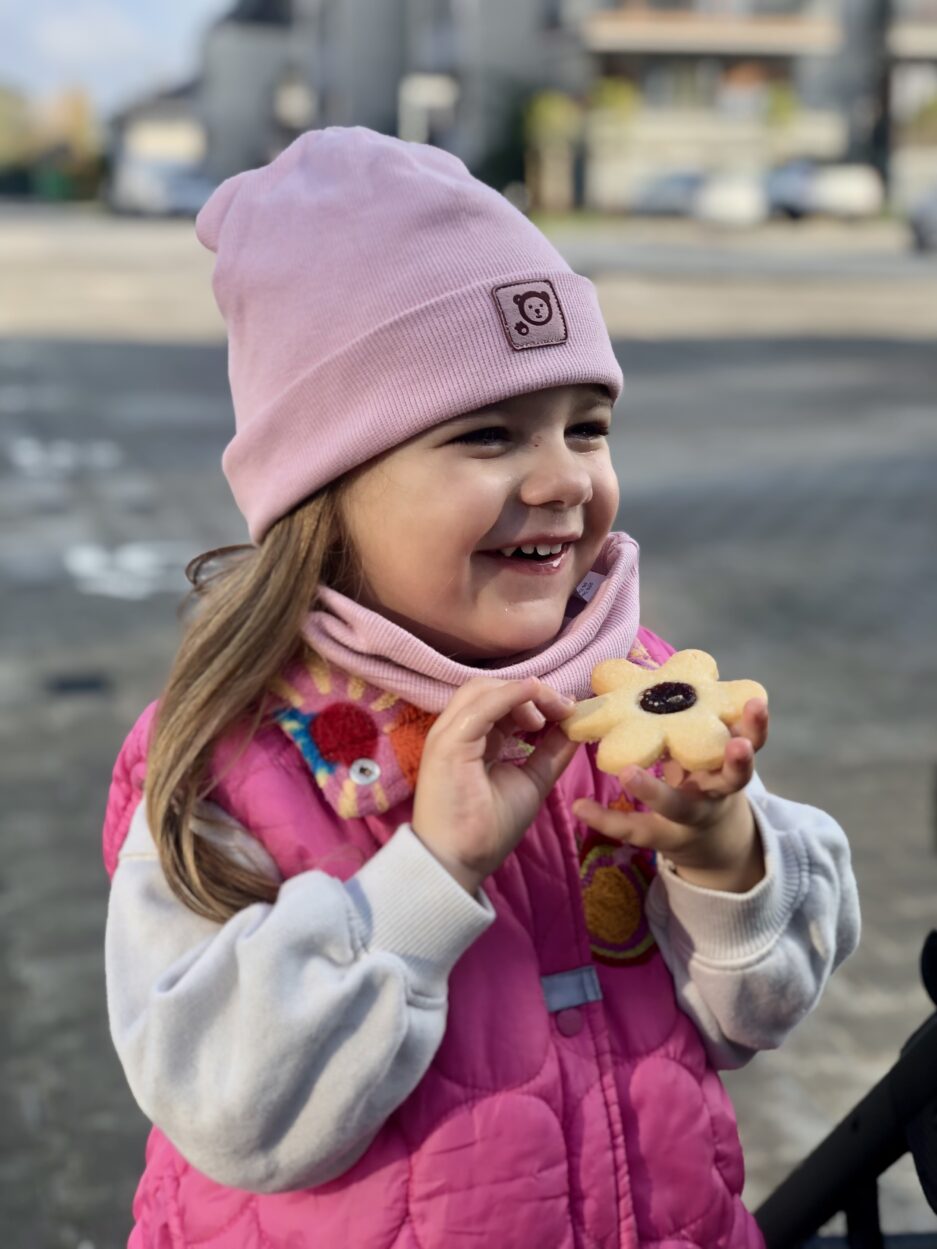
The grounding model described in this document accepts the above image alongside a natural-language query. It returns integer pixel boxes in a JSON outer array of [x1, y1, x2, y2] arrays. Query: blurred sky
[[0, 0, 232, 116]]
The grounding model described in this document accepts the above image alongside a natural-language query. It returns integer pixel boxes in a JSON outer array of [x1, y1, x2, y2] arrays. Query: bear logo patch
[[513, 289, 554, 334], [491, 278, 568, 352]]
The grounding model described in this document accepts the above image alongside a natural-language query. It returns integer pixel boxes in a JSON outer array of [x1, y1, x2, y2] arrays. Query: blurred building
[[888, 0, 937, 202], [108, 80, 209, 212], [578, 0, 847, 208], [111, 82, 203, 172], [395, 0, 609, 182], [106, 0, 937, 213], [201, 0, 307, 180], [108, 0, 612, 203]]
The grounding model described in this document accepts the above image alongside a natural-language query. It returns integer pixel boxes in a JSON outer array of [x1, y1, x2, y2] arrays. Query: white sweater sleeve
[[645, 771, 861, 1071], [105, 801, 494, 1194]]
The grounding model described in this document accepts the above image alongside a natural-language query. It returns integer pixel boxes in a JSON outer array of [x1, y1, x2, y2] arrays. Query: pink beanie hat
[[195, 126, 624, 543]]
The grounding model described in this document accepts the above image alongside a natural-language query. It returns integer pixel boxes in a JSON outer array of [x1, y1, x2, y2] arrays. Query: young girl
[[102, 126, 859, 1249]]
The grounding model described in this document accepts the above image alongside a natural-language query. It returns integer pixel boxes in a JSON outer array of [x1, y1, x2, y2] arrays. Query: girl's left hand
[[571, 698, 770, 893]]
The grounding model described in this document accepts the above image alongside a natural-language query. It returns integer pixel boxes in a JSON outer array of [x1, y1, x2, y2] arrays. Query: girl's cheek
[[594, 466, 620, 527]]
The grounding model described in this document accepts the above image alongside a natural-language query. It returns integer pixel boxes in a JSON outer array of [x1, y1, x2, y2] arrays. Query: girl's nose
[[518, 441, 593, 510]]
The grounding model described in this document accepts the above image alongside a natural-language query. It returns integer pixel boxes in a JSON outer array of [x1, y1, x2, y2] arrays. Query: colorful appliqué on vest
[[270, 652, 432, 819], [580, 829, 658, 966], [268, 648, 541, 821]]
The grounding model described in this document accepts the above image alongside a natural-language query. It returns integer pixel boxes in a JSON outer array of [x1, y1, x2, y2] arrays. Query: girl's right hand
[[411, 676, 581, 894]]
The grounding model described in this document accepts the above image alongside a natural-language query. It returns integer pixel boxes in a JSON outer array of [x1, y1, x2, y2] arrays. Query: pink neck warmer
[[302, 531, 641, 713]]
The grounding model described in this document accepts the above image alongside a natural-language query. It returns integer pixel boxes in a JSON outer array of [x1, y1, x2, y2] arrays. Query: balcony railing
[[583, 7, 843, 56]]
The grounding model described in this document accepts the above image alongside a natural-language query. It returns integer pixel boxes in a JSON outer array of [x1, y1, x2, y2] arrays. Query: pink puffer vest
[[102, 626, 765, 1249]]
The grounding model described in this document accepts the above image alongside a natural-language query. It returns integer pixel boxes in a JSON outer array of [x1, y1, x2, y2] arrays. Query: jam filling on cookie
[[639, 682, 697, 715]]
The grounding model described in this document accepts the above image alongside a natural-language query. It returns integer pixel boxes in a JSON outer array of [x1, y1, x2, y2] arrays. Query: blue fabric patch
[[273, 708, 335, 777]]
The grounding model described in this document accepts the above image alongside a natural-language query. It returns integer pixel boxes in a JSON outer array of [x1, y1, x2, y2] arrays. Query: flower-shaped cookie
[[563, 649, 767, 774]]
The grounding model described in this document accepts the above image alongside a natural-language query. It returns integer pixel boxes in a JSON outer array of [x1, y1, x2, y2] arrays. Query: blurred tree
[[31, 89, 104, 200], [523, 89, 583, 147], [902, 94, 937, 145], [0, 85, 33, 167], [587, 77, 640, 121], [767, 82, 799, 128], [523, 89, 583, 214]]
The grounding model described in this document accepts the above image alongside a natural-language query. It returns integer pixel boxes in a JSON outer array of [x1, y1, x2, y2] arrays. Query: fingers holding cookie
[[729, 697, 770, 751], [571, 788, 709, 855], [715, 735, 756, 794], [658, 718, 761, 799], [685, 696, 768, 794], [620, 766, 710, 824]]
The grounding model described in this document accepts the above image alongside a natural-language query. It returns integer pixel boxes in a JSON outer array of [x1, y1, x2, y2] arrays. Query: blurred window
[[125, 119, 206, 164], [275, 73, 317, 129], [398, 73, 459, 145]]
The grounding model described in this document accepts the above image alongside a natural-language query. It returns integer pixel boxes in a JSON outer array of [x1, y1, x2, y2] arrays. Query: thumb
[[522, 726, 580, 801]]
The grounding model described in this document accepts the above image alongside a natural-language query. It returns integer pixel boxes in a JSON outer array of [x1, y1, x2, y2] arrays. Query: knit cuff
[[655, 796, 805, 965], [346, 824, 495, 999]]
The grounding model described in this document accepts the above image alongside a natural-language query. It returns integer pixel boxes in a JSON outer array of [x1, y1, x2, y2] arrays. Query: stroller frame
[[755, 932, 937, 1249]]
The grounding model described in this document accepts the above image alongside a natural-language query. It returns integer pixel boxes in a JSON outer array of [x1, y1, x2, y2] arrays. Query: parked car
[[628, 170, 706, 217], [909, 184, 937, 252], [692, 172, 768, 227], [811, 163, 883, 218], [106, 159, 216, 217], [764, 159, 815, 219], [764, 159, 884, 220]]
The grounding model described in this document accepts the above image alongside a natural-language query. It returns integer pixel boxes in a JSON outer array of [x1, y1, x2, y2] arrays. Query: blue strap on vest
[[540, 966, 603, 1013]]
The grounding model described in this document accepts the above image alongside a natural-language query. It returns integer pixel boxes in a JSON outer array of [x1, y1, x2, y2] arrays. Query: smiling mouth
[[478, 542, 572, 571]]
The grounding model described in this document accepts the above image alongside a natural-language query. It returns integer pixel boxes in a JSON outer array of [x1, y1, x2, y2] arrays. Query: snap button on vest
[[556, 1008, 583, 1037], [350, 757, 381, 785]]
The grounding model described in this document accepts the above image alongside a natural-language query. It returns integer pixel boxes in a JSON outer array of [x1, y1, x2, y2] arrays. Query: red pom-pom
[[311, 703, 378, 767]]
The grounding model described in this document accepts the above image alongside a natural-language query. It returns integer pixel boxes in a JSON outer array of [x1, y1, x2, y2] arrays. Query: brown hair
[[145, 486, 357, 924]]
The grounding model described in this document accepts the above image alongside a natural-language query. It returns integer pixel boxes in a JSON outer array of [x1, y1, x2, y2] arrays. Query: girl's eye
[[450, 426, 509, 445], [448, 421, 609, 446], [568, 421, 610, 440]]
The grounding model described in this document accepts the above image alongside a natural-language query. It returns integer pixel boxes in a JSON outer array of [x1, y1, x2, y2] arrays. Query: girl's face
[[338, 383, 619, 662]]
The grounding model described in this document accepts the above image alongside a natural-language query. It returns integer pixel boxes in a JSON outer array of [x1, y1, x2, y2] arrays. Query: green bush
[[523, 90, 582, 146]]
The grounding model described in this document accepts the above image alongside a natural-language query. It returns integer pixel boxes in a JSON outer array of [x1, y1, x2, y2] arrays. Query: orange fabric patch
[[387, 705, 437, 789]]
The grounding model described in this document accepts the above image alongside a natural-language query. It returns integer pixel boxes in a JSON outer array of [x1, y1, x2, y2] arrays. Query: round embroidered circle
[[584, 866, 642, 945], [311, 703, 378, 767], [350, 757, 381, 786], [580, 843, 656, 964]]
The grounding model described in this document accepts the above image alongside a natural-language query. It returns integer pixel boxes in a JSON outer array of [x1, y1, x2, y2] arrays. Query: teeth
[[496, 542, 567, 559]]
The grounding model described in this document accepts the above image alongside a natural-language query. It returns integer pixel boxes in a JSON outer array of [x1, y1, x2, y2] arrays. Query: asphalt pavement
[[1, 206, 935, 1247]]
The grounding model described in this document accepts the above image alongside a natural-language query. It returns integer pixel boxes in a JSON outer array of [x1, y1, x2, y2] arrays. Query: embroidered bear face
[[512, 289, 553, 336]]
